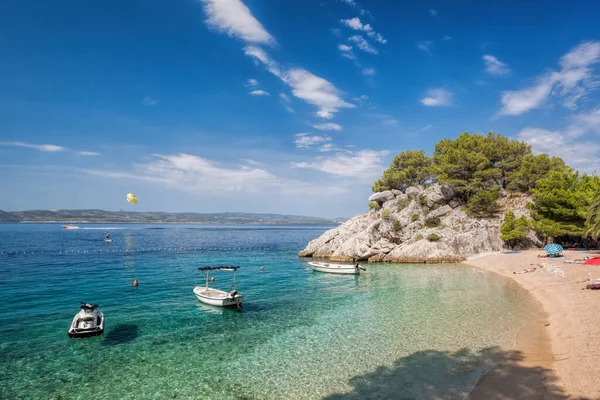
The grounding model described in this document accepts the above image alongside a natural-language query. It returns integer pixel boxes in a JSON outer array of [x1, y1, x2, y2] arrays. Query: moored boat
[[308, 261, 365, 275], [193, 266, 243, 308], [68, 303, 104, 338], [63, 225, 80, 230]]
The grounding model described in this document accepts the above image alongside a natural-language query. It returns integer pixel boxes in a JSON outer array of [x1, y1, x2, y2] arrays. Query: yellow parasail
[[126, 193, 138, 205]]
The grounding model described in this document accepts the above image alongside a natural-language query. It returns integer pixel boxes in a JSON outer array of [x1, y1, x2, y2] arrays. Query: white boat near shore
[[308, 261, 365, 275], [193, 266, 243, 308]]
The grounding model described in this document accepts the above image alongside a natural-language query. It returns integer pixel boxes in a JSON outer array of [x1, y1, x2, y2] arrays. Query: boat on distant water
[[62, 225, 80, 230], [193, 266, 243, 308], [68, 303, 104, 338], [308, 261, 365, 275]]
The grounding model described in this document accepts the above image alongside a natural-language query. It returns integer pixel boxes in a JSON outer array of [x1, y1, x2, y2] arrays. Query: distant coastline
[[0, 209, 345, 225]]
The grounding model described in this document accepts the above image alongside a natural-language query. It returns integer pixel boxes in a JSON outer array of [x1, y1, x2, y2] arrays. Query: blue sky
[[0, 0, 599, 218]]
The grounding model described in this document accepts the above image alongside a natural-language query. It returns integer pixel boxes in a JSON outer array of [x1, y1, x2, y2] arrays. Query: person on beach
[[514, 267, 536, 274]]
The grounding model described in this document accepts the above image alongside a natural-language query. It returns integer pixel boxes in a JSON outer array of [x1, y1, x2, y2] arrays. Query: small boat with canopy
[[193, 266, 243, 308]]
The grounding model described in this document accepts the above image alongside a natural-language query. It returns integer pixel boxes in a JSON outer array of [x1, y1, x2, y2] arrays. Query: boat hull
[[193, 286, 243, 307], [308, 262, 360, 275]]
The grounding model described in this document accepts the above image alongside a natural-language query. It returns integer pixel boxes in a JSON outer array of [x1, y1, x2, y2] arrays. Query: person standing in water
[[106, 233, 110, 240]]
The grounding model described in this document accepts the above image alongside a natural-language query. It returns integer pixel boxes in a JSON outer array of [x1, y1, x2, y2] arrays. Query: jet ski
[[68, 303, 104, 338]]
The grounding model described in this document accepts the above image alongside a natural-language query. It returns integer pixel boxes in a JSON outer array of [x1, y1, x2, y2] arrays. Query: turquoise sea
[[0, 224, 538, 399]]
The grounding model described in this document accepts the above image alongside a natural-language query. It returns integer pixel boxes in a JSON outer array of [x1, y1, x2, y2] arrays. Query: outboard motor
[[229, 289, 238, 298]]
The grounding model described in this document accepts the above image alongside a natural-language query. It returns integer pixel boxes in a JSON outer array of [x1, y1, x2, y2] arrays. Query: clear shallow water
[[0, 223, 538, 399]]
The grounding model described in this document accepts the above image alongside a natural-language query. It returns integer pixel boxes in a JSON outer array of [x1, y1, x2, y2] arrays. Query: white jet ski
[[68, 303, 104, 338]]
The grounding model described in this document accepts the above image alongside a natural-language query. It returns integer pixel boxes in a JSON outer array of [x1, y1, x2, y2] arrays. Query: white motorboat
[[68, 303, 104, 338], [308, 261, 365, 275], [193, 266, 243, 308]]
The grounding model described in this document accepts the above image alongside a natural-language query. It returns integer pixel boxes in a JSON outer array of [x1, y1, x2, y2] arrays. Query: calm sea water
[[0, 223, 537, 399]]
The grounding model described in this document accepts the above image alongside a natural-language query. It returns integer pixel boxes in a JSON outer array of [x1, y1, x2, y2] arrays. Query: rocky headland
[[299, 184, 541, 263]]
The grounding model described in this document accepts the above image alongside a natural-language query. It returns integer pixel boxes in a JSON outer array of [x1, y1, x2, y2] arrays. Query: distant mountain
[[0, 209, 340, 225]]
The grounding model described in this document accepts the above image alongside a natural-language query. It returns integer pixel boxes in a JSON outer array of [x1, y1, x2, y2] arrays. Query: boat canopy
[[198, 266, 240, 272]]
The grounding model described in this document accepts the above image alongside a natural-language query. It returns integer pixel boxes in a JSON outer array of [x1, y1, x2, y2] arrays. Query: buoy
[[133, 279, 139, 287], [260, 266, 265, 271], [210, 277, 215, 283], [180, 247, 183, 251]]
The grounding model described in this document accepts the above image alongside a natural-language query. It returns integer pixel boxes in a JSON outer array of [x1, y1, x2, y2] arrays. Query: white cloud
[[367, 31, 387, 44], [201, 0, 275, 45], [566, 108, 600, 138], [442, 35, 452, 41], [338, 44, 352, 52], [500, 41, 600, 116], [279, 93, 291, 103], [249, 89, 270, 96], [429, 9, 437, 16], [0, 141, 66, 152], [483, 55, 511, 76], [294, 133, 332, 148], [341, 17, 372, 32], [84, 153, 347, 195], [416, 40, 433, 54], [203, 2, 353, 119], [240, 158, 265, 166], [368, 113, 399, 126], [421, 88, 453, 107], [313, 123, 342, 131], [499, 78, 553, 115], [318, 143, 336, 152], [362, 68, 376, 76], [516, 127, 600, 173], [331, 28, 342, 37], [291, 149, 389, 178], [340, 0, 356, 5], [246, 78, 259, 87], [349, 35, 378, 54], [244, 46, 353, 118], [142, 96, 159, 106], [0, 141, 101, 156], [286, 69, 355, 118]]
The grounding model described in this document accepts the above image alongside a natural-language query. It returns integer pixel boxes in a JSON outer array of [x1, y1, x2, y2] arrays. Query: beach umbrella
[[544, 243, 563, 255], [584, 257, 600, 265]]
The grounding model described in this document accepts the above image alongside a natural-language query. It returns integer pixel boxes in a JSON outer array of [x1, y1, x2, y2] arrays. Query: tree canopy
[[372, 150, 434, 192], [586, 193, 600, 240], [373, 132, 600, 239]]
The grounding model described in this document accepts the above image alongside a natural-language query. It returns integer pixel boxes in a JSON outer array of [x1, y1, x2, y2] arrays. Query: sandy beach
[[466, 250, 600, 400]]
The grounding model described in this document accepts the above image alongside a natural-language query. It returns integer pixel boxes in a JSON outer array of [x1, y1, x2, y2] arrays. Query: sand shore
[[465, 249, 600, 399]]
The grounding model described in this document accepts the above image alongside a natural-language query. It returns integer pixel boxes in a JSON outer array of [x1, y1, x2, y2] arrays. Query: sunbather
[[514, 267, 536, 274]]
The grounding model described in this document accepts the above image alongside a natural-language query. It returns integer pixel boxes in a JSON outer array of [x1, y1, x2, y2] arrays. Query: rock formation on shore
[[299, 184, 540, 263]]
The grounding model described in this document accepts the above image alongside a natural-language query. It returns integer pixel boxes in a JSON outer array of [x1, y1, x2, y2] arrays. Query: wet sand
[[466, 250, 600, 400]]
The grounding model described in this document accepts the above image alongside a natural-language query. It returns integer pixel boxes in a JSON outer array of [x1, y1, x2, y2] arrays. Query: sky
[[0, 0, 599, 218]]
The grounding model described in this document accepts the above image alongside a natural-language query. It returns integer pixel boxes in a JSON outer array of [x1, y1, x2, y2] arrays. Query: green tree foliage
[[424, 216, 441, 228], [500, 211, 531, 247], [466, 186, 500, 217], [372, 132, 598, 241], [411, 214, 419, 222], [586, 193, 600, 239], [427, 233, 442, 242], [391, 220, 402, 233], [381, 209, 392, 220], [508, 154, 566, 191], [369, 202, 379, 210], [531, 169, 600, 238], [433, 132, 530, 200], [373, 150, 434, 192]]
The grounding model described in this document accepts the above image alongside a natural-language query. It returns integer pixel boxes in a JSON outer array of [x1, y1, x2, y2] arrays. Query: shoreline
[[465, 249, 600, 399]]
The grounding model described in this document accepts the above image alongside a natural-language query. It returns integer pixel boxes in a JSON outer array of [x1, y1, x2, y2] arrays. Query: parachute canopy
[[126, 193, 138, 205]]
